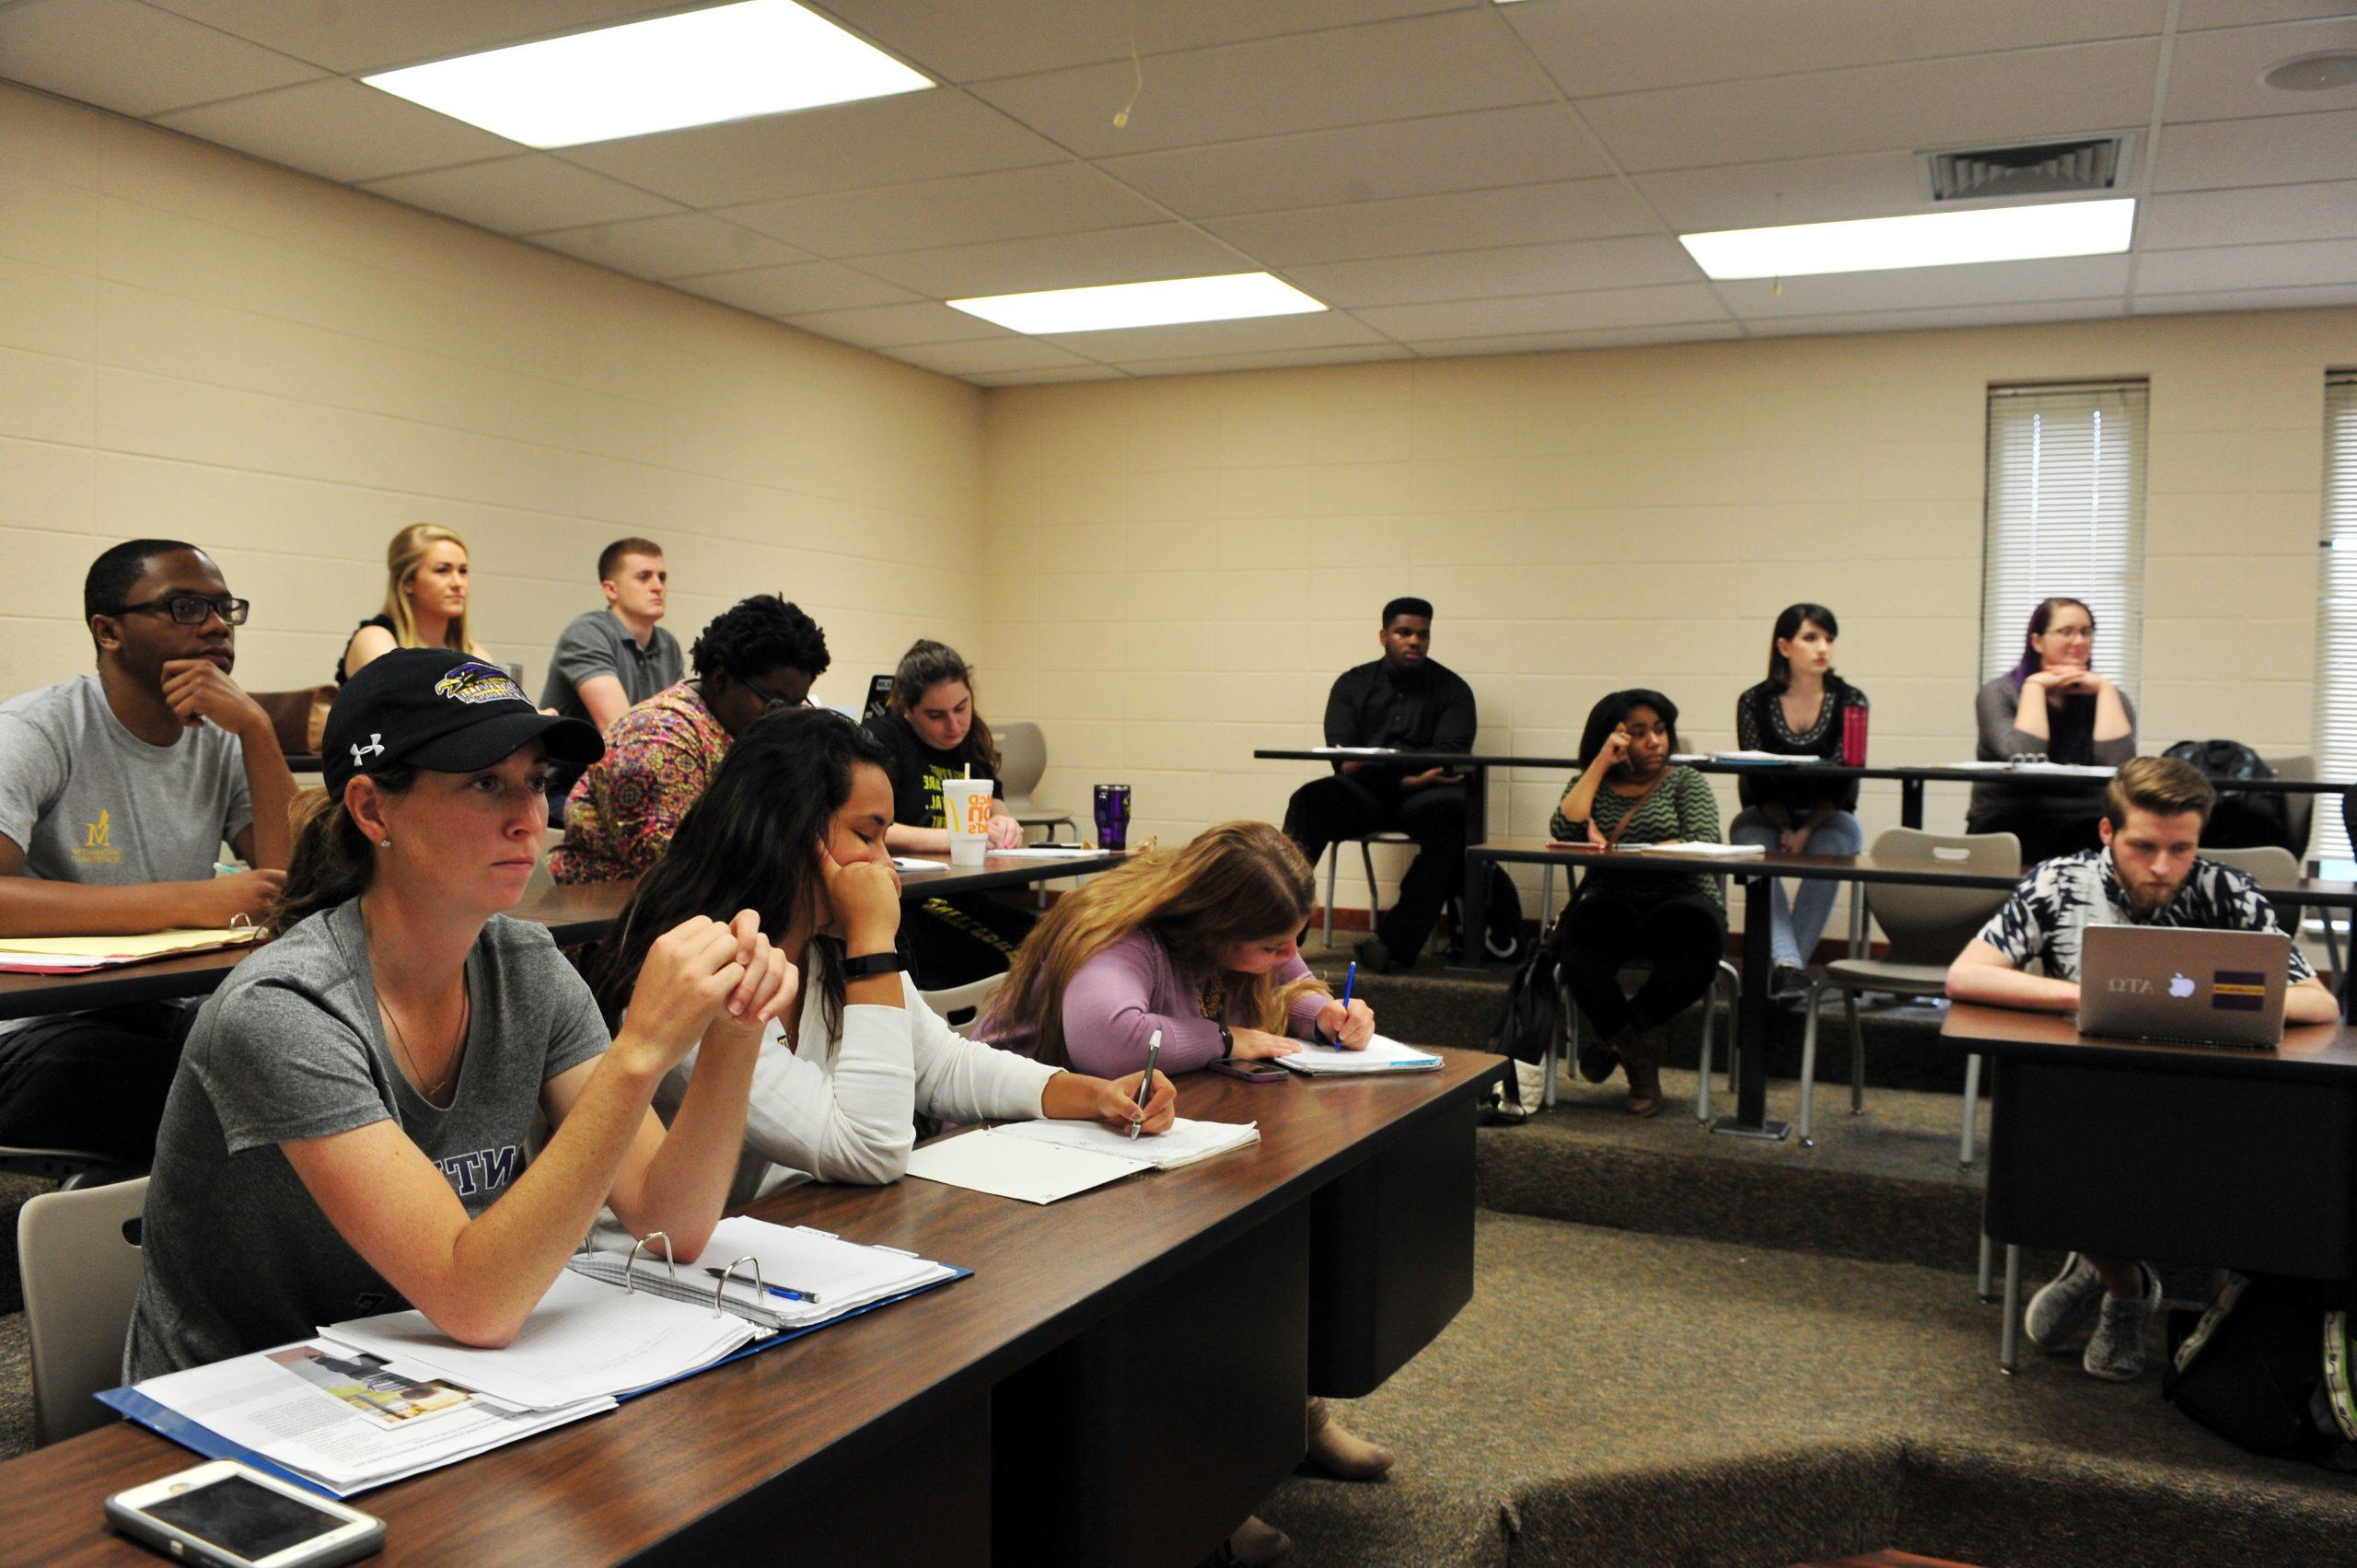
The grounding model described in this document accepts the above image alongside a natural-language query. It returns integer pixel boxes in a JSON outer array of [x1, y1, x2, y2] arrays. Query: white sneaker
[[2025, 1252, 2104, 1351], [2083, 1264, 2163, 1382]]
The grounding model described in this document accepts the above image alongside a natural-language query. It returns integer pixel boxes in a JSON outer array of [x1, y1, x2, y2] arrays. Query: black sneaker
[[1353, 935, 1408, 975]]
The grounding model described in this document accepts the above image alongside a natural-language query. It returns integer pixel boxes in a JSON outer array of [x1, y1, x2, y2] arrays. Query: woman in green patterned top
[[1545, 689, 1725, 1117]]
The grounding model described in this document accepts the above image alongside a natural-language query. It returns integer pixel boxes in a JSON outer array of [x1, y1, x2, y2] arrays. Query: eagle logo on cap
[[433, 662, 524, 706]]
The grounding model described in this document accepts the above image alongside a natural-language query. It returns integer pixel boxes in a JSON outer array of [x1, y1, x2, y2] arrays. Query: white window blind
[[2314, 373, 2357, 863], [1980, 381, 2149, 697]]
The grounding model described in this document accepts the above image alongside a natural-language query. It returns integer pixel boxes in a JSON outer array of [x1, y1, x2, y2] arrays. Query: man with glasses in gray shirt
[[0, 539, 297, 1164]]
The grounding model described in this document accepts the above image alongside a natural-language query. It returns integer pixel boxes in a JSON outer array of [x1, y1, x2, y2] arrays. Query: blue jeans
[[1727, 807, 1865, 970]]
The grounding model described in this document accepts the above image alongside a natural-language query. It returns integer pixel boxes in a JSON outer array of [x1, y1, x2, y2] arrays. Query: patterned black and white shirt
[[1973, 848, 2314, 985]]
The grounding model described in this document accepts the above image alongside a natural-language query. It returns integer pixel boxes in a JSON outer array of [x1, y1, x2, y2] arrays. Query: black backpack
[[1484, 940, 1562, 1111], [2163, 1273, 2357, 1471], [2162, 738, 2293, 853], [1445, 865, 1528, 964]]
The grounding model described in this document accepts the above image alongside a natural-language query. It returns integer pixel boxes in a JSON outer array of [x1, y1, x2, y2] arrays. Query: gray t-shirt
[[539, 610, 682, 728], [124, 900, 610, 1380], [0, 673, 253, 884]]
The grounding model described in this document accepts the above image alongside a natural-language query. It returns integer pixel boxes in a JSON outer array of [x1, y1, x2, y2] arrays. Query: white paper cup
[[943, 777, 995, 865]]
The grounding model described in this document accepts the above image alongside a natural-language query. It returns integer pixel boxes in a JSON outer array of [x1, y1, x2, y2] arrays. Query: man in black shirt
[[1282, 598, 1476, 971]]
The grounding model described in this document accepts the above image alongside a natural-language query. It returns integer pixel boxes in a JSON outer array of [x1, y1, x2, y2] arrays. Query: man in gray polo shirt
[[538, 537, 682, 811]]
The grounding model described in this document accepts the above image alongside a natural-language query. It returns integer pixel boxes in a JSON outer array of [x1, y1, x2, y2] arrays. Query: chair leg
[[1716, 960, 1740, 1098], [1797, 981, 1826, 1147], [1322, 844, 1340, 949], [1697, 980, 1717, 1123], [1959, 1051, 1982, 1168], [1548, 1005, 1568, 1109], [1978, 1229, 1996, 1303], [1538, 865, 1554, 928], [1844, 990, 1864, 1114], [1359, 841, 1382, 948], [2000, 1245, 2022, 1374]]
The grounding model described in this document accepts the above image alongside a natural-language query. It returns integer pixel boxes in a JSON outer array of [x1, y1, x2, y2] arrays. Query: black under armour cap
[[322, 648, 602, 798]]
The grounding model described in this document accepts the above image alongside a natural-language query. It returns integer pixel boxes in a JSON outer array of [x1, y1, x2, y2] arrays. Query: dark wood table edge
[[1933, 1005, 2357, 1083]]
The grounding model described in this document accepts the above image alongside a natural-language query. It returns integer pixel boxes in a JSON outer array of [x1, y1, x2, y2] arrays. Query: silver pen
[[1130, 1028, 1160, 1140]]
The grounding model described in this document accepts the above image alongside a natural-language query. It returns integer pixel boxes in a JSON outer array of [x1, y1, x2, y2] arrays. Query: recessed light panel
[[947, 273, 1329, 335], [363, 0, 932, 149], [1681, 199, 2135, 281]]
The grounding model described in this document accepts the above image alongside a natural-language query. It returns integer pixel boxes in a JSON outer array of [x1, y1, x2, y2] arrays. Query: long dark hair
[[2003, 596, 2099, 763], [1577, 689, 1681, 781], [266, 772, 420, 937], [1765, 602, 1839, 692], [585, 708, 895, 1047], [2004, 596, 2095, 689], [889, 639, 998, 774]]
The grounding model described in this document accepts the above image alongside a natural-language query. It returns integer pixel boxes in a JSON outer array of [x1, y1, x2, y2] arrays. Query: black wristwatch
[[1217, 1023, 1235, 1060], [842, 951, 905, 980]]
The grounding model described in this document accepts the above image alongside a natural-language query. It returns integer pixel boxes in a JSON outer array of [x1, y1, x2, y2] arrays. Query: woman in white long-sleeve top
[[586, 708, 1174, 1204]]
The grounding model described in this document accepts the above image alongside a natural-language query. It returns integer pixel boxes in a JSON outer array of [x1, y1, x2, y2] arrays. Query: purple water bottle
[[1093, 784, 1132, 851]]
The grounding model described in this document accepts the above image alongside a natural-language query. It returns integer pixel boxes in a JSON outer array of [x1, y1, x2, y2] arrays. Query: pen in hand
[[1131, 1028, 1160, 1141], [703, 1267, 820, 1306], [1331, 960, 1357, 1049]]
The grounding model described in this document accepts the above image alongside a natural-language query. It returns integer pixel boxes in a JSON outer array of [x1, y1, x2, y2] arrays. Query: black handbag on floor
[[2163, 1272, 2357, 1471], [1485, 940, 1562, 1111]]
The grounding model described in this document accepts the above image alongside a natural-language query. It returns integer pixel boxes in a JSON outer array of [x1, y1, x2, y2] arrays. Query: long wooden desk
[[0, 1049, 1504, 1566], [1937, 1004, 2357, 1372], [1462, 838, 2357, 1139], [0, 851, 1128, 1023]]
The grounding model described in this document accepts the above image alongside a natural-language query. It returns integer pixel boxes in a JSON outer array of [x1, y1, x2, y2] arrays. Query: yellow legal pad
[[0, 926, 261, 973]]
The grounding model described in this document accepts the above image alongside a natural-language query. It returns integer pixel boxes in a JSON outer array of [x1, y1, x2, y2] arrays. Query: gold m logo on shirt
[[73, 807, 122, 865], [84, 809, 111, 848]]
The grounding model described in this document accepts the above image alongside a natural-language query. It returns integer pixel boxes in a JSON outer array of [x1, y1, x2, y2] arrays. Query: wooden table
[[0, 1049, 1504, 1566], [0, 852, 1129, 1023], [1461, 839, 2357, 1139], [1937, 1003, 2357, 1372]]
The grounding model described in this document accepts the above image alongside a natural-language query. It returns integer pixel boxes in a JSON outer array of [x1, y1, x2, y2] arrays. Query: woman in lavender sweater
[[982, 819, 1391, 1567]]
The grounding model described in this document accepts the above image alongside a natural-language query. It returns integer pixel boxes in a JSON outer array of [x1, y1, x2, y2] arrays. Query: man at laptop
[[1946, 755, 2338, 1381]]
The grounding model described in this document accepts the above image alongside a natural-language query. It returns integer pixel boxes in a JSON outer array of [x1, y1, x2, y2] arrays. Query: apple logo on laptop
[[2168, 971, 2196, 999]]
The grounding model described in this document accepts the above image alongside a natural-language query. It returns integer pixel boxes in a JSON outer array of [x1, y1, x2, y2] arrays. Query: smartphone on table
[[106, 1459, 385, 1568], [1210, 1059, 1288, 1083]]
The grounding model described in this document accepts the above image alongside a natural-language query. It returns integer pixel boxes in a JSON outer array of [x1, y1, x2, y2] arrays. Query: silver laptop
[[2076, 925, 2291, 1049]]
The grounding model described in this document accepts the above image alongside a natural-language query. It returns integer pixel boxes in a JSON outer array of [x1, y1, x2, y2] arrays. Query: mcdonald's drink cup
[[1094, 784, 1132, 852], [1840, 703, 1869, 768], [944, 777, 996, 865]]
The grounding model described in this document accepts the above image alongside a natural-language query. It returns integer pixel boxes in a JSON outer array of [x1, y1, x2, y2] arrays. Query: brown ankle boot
[[1616, 1031, 1665, 1118]]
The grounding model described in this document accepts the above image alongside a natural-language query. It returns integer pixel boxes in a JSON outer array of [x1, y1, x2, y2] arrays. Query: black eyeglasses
[[742, 678, 812, 713], [110, 594, 251, 626]]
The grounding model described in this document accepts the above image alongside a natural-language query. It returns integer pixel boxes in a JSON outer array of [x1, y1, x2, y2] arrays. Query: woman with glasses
[[1968, 597, 2139, 865], [551, 597, 832, 885], [337, 524, 495, 684]]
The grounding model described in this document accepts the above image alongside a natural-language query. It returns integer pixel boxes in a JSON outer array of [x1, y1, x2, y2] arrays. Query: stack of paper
[[0, 926, 260, 974], [1278, 1036, 1443, 1075], [565, 1215, 955, 1331], [905, 1116, 1260, 1204], [984, 845, 1113, 860], [1611, 841, 1765, 858], [1707, 749, 1803, 763]]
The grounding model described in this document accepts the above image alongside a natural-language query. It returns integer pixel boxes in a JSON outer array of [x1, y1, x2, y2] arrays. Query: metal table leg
[[1712, 871, 1790, 1140]]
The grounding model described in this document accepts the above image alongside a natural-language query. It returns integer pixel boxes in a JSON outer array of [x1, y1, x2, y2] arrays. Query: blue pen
[[704, 1267, 820, 1306], [1332, 960, 1357, 1048]]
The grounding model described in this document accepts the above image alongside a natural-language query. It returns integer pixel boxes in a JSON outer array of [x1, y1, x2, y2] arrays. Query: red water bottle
[[1840, 703, 1869, 768]]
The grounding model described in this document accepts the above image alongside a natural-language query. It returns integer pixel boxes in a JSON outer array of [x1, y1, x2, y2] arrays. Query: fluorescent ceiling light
[[947, 273, 1329, 335], [363, 0, 931, 149], [1680, 198, 2136, 280]]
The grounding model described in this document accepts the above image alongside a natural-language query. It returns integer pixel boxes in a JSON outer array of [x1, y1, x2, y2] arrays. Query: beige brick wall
[[981, 308, 2357, 920], [0, 82, 986, 711]]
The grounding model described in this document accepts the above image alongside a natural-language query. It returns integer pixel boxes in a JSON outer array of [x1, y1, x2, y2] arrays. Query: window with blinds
[[1979, 381, 2149, 697], [2314, 373, 2357, 863]]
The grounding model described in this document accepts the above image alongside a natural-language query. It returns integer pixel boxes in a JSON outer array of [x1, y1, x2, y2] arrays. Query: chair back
[[1863, 829, 2021, 967], [2200, 844, 2305, 932], [997, 722, 1047, 810], [919, 971, 1010, 1039], [18, 1176, 149, 1446], [2271, 754, 2317, 860], [249, 685, 335, 755]]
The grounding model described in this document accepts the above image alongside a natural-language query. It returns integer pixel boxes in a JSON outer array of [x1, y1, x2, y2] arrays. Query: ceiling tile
[[361, 154, 678, 233], [1111, 343, 1415, 377], [818, 0, 1470, 84], [155, 76, 518, 184], [1202, 179, 1655, 267], [720, 162, 1168, 258], [2164, 15, 2357, 124], [1354, 284, 1732, 339], [1402, 321, 1744, 356], [884, 337, 1101, 377], [2154, 107, 2357, 191], [559, 90, 1067, 208], [2178, 0, 2355, 29], [1284, 236, 1700, 308], [2129, 282, 2357, 313], [527, 212, 813, 279], [782, 301, 1011, 348], [849, 224, 1248, 298], [138, 0, 688, 75], [2140, 180, 2357, 249], [1741, 298, 2126, 336], [0, 0, 322, 117], [671, 260, 919, 316], [968, 9, 1555, 158], [1716, 255, 2132, 319], [1095, 103, 1607, 218], [2133, 238, 2357, 295], [1634, 150, 1937, 232], [1510, 0, 2165, 98], [1574, 40, 2162, 173], [972, 366, 1128, 385], [1034, 309, 1391, 361]]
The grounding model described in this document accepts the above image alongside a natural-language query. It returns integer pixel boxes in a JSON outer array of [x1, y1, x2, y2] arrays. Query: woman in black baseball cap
[[126, 649, 793, 1378]]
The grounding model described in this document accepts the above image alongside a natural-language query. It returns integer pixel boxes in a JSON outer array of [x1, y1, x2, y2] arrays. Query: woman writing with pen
[[981, 819, 1391, 1567]]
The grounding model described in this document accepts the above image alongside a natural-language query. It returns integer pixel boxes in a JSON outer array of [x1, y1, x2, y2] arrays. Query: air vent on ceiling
[[1921, 135, 2131, 203]]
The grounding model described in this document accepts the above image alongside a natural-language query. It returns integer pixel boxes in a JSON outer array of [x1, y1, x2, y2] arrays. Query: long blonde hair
[[992, 820, 1327, 1068], [380, 523, 473, 653]]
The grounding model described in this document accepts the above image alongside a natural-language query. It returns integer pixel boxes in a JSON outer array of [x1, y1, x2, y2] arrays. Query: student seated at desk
[[538, 538, 685, 814], [981, 820, 1389, 1564], [0, 539, 298, 1165], [1547, 690, 1725, 1118], [586, 708, 1173, 1202], [124, 650, 788, 1380], [550, 595, 830, 885], [336, 524, 496, 683], [1968, 596, 2139, 865], [862, 639, 1033, 988], [1727, 603, 1868, 991], [1946, 757, 2338, 1382]]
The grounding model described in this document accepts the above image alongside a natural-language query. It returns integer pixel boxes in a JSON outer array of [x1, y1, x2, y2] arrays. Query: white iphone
[[105, 1459, 385, 1568]]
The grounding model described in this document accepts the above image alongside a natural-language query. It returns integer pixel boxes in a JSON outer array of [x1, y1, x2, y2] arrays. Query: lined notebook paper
[[1278, 1036, 1443, 1075]]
